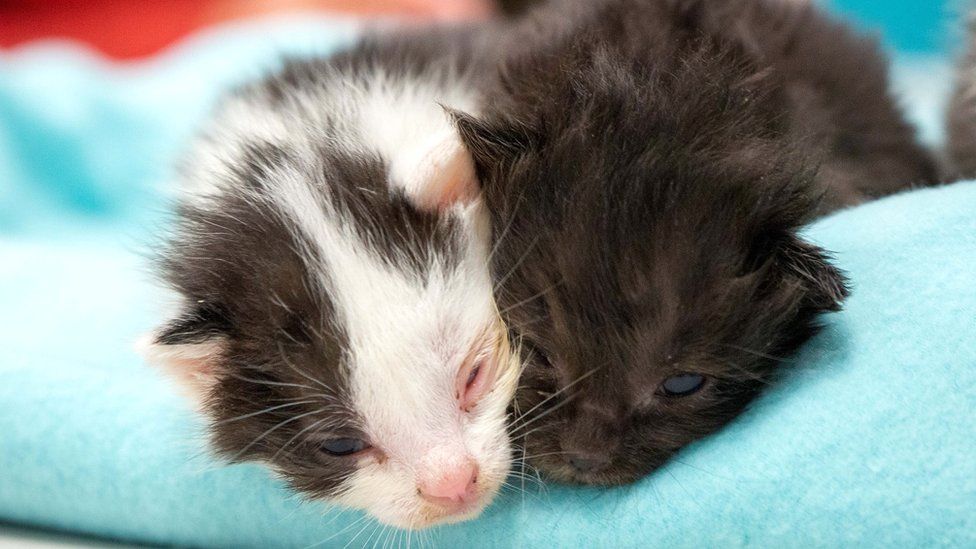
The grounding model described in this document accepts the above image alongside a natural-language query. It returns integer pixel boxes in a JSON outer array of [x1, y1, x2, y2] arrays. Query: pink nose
[[418, 460, 479, 509]]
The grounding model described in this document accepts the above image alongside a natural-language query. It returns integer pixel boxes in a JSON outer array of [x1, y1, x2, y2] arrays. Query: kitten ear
[[405, 130, 480, 211], [139, 307, 230, 405], [447, 108, 532, 178], [777, 236, 850, 311]]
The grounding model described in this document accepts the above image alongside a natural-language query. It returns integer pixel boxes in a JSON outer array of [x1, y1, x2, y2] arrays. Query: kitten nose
[[566, 453, 610, 474], [418, 459, 479, 509]]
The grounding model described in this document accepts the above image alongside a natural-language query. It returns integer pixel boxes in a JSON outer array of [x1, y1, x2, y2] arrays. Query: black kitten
[[452, 0, 933, 485]]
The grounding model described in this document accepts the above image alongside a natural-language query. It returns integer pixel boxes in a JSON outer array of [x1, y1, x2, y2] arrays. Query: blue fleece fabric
[[1, 9, 974, 549], [828, 0, 954, 53]]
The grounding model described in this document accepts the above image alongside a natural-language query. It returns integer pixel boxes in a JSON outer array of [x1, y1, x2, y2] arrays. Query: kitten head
[[454, 43, 848, 485], [143, 86, 519, 528]]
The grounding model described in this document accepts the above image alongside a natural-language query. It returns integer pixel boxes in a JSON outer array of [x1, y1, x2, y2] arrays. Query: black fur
[[451, 0, 928, 485], [159, 147, 363, 495]]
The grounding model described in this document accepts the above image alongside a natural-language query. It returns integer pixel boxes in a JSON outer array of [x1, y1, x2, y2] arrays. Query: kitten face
[[496, 224, 843, 485], [145, 64, 519, 528], [457, 45, 848, 485]]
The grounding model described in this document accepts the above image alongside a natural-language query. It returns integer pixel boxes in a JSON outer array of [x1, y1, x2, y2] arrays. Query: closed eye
[[458, 356, 491, 412], [320, 437, 370, 457], [457, 330, 506, 412]]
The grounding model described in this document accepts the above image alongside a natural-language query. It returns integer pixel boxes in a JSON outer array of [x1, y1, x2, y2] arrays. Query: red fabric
[[0, 1, 217, 59], [0, 0, 493, 59]]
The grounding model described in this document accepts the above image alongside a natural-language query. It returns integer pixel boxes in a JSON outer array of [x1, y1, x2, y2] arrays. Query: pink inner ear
[[164, 353, 217, 393], [138, 336, 222, 405], [412, 137, 479, 211]]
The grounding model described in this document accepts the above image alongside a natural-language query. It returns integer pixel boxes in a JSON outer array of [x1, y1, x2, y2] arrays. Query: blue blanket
[[1, 12, 974, 549]]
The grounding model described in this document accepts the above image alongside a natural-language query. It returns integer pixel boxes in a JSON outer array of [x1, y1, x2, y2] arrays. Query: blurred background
[[0, 0, 962, 547], [0, 0, 957, 57]]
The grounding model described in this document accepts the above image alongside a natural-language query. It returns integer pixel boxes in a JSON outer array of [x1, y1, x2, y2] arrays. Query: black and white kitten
[[451, 0, 936, 485], [142, 27, 521, 529]]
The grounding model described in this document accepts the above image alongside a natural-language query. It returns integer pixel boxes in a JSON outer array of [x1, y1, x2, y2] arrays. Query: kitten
[[451, 0, 934, 485], [142, 26, 521, 528]]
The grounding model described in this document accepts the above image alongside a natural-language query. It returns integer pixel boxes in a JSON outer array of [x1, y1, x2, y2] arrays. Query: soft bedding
[[0, 13, 974, 549]]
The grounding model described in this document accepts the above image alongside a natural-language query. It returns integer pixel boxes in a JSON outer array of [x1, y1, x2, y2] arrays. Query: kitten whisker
[[518, 450, 572, 461], [487, 183, 530, 265], [304, 511, 370, 549], [212, 400, 318, 425], [267, 393, 335, 403], [509, 421, 554, 445], [269, 414, 334, 461], [228, 409, 322, 462], [498, 278, 564, 316], [509, 389, 583, 438], [276, 341, 339, 394], [361, 520, 384, 549], [719, 343, 794, 363], [225, 373, 318, 393], [492, 235, 540, 295], [509, 367, 600, 432], [343, 515, 377, 549], [709, 356, 775, 385]]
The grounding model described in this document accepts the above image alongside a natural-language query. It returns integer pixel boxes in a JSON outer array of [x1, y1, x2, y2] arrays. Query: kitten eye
[[320, 438, 369, 457], [660, 373, 706, 397], [458, 357, 490, 412], [465, 364, 481, 388]]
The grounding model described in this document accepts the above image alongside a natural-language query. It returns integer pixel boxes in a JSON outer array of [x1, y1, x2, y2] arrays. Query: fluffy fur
[[452, 0, 934, 485], [143, 27, 521, 529]]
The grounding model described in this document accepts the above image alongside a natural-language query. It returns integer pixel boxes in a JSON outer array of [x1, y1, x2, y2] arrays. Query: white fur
[[183, 65, 478, 207], [352, 68, 479, 194], [179, 96, 296, 203]]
